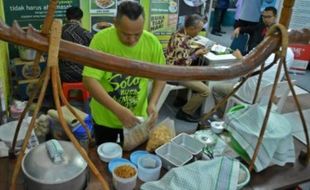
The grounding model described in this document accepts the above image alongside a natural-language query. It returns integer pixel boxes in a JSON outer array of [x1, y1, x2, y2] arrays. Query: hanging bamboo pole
[[278, 0, 310, 165], [279, 0, 295, 28], [10, 19, 110, 190], [248, 24, 288, 171], [9, 0, 58, 158], [10, 67, 51, 190], [48, 19, 109, 190]]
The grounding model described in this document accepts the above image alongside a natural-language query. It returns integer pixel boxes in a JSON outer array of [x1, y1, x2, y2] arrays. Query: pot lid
[[0, 120, 28, 147], [22, 140, 87, 184]]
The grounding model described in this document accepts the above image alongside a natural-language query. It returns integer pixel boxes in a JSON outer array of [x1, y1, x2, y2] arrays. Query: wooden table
[[86, 138, 310, 190], [1, 138, 309, 190]]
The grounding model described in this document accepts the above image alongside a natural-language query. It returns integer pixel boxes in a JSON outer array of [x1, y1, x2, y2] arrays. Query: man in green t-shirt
[[82, 1, 166, 145]]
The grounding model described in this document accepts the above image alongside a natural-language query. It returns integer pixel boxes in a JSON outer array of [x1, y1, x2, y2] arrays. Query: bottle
[[0, 80, 7, 124]]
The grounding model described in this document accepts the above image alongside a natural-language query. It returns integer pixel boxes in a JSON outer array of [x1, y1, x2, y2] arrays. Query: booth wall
[[209, 9, 236, 27], [0, 0, 9, 108]]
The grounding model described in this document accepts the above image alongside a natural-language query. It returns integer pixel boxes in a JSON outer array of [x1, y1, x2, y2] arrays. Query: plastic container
[[210, 121, 225, 134], [129, 150, 150, 166], [112, 163, 138, 190], [171, 133, 205, 159], [137, 154, 162, 182], [72, 115, 93, 139], [97, 142, 122, 163], [194, 130, 217, 147], [108, 158, 131, 173], [155, 142, 192, 170]]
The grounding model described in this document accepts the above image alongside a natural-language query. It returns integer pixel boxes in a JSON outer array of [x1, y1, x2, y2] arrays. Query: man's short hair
[[264, 6, 277, 16], [116, 1, 144, 21], [184, 14, 203, 28], [66, 6, 83, 20]]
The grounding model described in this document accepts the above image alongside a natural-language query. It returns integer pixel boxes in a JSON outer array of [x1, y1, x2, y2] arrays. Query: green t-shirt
[[83, 26, 165, 129]]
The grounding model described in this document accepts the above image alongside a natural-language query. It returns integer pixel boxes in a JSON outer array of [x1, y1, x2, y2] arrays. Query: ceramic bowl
[[97, 142, 122, 163]]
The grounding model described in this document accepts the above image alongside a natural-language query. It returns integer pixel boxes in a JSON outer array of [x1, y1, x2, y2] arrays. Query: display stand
[[5, 1, 109, 189], [0, 0, 307, 188], [201, 0, 309, 171], [9, 19, 109, 190]]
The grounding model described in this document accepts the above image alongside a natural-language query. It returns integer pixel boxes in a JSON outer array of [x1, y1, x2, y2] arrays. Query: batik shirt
[[60, 20, 93, 82], [165, 30, 196, 66]]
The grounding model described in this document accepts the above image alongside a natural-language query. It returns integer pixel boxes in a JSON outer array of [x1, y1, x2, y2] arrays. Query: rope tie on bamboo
[[267, 24, 289, 66]]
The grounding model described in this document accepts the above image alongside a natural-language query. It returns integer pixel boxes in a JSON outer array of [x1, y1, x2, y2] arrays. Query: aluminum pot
[[22, 140, 88, 190]]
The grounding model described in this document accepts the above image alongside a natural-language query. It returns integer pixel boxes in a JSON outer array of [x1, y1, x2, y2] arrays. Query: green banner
[[88, 0, 140, 33], [3, 0, 79, 58], [3, 0, 79, 29]]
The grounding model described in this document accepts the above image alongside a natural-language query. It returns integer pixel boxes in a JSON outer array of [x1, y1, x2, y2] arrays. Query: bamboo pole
[[278, 0, 309, 165], [279, 0, 295, 28], [9, 0, 58, 158], [48, 19, 109, 190], [10, 67, 51, 190]]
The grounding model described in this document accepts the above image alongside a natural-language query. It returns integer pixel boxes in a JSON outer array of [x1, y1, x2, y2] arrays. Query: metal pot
[[18, 46, 36, 61], [22, 140, 88, 190]]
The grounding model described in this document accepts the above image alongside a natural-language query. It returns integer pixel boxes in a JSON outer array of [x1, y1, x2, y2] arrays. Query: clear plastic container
[[137, 154, 162, 182], [112, 163, 137, 190], [171, 133, 205, 159], [155, 142, 192, 170]]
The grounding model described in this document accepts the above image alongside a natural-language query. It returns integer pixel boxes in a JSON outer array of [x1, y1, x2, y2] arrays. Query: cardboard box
[[289, 44, 310, 74]]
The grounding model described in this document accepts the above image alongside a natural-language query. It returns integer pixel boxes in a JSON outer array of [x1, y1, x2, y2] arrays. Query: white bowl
[[97, 142, 122, 163], [210, 121, 224, 134]]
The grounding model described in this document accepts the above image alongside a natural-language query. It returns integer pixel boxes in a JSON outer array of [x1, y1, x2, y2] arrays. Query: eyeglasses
[[262, 15, 274, 19]]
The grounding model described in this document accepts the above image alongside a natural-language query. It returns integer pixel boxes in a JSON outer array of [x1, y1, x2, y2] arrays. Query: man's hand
[[116, 107, 140, 128], [232, 27, 241, 38], [147, 103, 158, 128], [194, 48, 209, 56], [232, 49, 243, 59]]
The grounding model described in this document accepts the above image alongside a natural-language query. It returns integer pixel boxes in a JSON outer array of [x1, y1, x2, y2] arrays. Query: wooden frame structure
[[0, 0, 308, 189]]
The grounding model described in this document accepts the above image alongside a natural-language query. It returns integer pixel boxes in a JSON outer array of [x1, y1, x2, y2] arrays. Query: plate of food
[[92, 22, 112, 32], [117, 0, 139, 5], [95, 0, 115, 9], [183, 0, 204, 7], [168, 1, 178, 13]]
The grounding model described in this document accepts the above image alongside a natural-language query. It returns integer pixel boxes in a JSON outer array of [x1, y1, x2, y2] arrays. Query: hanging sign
[[3, 0, 79, 29], [149, 0, 179, 48]]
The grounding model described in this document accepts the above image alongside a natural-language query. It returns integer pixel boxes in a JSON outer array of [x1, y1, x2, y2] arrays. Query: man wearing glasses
[[232, 6, 277, 53]]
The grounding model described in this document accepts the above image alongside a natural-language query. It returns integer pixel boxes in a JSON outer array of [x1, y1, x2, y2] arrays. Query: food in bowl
[[146, 122, 175, 152], [96, 0, 113, 8], [96, 21, 112, 29], [112, 163, 138, 190], [114, 165, 137, 178]]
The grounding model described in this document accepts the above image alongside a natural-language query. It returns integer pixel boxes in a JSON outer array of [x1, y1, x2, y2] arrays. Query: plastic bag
[[123, 117, 152, 151], [146, 117, 176, 152], [225, 104, 295, 172]]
